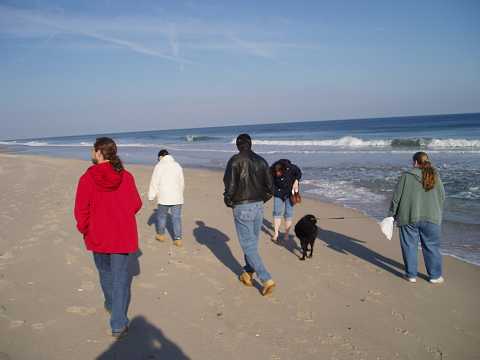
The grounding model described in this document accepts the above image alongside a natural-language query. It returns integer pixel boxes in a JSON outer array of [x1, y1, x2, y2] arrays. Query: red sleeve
[[74, 174, 93, 234], [129, 173, 142, 214]]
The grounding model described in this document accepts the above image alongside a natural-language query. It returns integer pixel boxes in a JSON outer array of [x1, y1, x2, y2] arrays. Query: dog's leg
[[307, 240, 314, 258], [300, 240, 307, 261]]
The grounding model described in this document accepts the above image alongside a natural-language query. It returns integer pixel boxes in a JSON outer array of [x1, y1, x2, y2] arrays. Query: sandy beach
[[0, 153, 479, 360]]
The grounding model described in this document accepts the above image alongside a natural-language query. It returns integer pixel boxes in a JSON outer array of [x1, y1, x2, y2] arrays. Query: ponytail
[[94, 137, 124, 172], [110, 155, 124, 172], [413, 152, 436, 191]]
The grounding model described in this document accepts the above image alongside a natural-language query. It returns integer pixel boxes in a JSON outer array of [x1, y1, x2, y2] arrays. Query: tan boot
[[239, 271, 253, 287], [155, 234, 167, 242], [173, 239, 183, 247], [261, 279, 276, 296]]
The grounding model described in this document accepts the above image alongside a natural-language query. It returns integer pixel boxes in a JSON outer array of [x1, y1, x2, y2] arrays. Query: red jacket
[[74, 162, 142, 253]]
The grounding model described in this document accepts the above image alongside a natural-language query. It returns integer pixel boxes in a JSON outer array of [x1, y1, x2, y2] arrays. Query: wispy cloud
[[0, 5, 193, 64], [0, 4, 319, 63], [227, 35, 274, 59]]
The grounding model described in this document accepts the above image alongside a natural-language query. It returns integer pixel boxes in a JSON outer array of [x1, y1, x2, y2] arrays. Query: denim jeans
[[156, 204, 182, 240], [399, 221, 443, 279], [233, 201, 272, 283], [93, 253, 131, 332], [273, 196, 294, 220]]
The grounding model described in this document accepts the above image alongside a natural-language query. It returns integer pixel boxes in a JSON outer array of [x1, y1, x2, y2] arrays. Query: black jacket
[[271, 159, 302, 200], [223, 150, 273, 207]]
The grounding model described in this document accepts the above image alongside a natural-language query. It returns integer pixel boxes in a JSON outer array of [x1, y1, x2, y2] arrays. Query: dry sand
[[0, 153, 479, 360]]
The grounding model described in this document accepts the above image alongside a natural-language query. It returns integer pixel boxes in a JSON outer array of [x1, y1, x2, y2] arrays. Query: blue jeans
[[156, 204, 182, 240], [93, 253, 131, 332], [233, 202, 272, 283], [399, 221, 443, 279], [273, 196, 294, 220]]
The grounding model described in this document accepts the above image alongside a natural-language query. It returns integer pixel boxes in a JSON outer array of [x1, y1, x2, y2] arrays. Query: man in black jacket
[[223, 134, 276, 296]]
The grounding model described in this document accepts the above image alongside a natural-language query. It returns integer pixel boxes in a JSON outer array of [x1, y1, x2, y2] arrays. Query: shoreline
[[2, 149, 478, 268]]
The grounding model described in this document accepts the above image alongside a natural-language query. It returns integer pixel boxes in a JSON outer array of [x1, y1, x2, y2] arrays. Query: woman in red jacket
[[74, 137, 142, 338]]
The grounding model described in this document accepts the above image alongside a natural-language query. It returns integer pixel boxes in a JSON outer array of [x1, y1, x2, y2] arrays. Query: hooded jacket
[[388, 168, 445, 226], [148, 155, 185, 205], [74, 162, 142, 253]]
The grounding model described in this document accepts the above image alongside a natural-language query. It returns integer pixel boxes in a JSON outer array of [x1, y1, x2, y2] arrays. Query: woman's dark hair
[[94, 137, 123, 172], [158, 149, 169, 158], [236, 133, 252, 152], [273, 162, 286, 176], [413, 151, 436, 191]]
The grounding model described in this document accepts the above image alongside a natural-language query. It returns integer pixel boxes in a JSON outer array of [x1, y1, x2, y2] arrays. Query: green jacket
[[388, 168, 445, 226]]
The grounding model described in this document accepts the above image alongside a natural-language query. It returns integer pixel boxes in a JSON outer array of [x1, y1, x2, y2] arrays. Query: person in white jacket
[[148, 150, 185, 246]]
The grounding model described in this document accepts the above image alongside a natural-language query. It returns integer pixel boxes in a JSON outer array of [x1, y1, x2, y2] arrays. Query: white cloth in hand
[[380, 217, 394, 240]]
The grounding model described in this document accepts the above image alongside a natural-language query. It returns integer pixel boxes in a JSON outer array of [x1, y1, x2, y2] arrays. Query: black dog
[[294, 215, 318, 261]]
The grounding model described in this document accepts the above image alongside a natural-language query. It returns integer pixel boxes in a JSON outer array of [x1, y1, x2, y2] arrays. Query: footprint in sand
[[395, 327, 410, 336], [31, 320, 55, 330], [168, 259, 192, 270], [66, 306, 97, 316], [305, 292, 316, 301], [0, 251, 14, 261], [65, 253, 77, 265], [80, 267, 95, 277], [205, 277, 224, 292], [365, 289, 383, 304], [80, 281, 95, 291], [296, 310, 314, 322], [137, 282, 157, 289], [266, 296, 281, 304], [392, 310, 406, 321], [21, 237, 38, 244], [424, 344, 446, 359], [31, 323, 45, 330], [10, 320, 25, 328]]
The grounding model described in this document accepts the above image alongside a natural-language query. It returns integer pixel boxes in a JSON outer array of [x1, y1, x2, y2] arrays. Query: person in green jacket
[[389, 152, 445, 284]]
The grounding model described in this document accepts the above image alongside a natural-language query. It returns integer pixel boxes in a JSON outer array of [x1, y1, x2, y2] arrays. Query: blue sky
[[1, 0, 479, 139]]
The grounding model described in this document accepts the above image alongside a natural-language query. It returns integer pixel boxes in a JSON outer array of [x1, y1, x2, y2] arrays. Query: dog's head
[[304, 214, 317, 225]]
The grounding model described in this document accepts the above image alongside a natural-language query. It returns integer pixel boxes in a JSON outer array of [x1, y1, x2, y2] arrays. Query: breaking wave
[[249, 137, 480, 149]]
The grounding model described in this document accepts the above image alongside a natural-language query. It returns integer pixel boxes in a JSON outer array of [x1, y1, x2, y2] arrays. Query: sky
[[0, 0, 479, 139]]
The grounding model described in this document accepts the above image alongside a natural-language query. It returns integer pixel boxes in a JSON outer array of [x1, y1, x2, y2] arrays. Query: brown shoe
[[173, 239, 183, 247], [155, 234, 167, 242], [261, 279, 276, 296], [239, 271, 253, 287]]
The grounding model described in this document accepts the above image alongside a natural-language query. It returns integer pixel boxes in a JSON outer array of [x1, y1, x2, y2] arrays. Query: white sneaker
[[429, 276, 444, 284], [403, 275, 417, 283]]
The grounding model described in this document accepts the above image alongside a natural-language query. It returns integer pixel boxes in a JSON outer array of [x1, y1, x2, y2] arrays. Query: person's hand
[[292, 180, 299, 194]]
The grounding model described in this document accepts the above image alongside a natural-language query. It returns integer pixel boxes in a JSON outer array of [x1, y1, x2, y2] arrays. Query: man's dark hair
[[158, 149, 169, 158], [236, 133, 252, 152]]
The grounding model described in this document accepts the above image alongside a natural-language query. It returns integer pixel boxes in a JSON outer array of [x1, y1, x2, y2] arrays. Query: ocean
[[2, 113, 480, 266]]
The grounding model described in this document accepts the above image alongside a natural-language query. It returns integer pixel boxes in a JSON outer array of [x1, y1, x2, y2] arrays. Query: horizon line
[[2, 111, 479, 142]]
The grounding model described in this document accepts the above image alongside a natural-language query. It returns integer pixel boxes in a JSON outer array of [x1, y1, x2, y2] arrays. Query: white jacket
[[148, 155, 185, 205]]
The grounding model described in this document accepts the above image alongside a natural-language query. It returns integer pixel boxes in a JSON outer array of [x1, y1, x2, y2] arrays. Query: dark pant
[[399, 221, 442, 279], [93, 253, 131, 332]]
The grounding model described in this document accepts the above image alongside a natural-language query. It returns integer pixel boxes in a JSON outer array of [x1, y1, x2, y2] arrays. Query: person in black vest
[[271, 159, 302, 242]]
